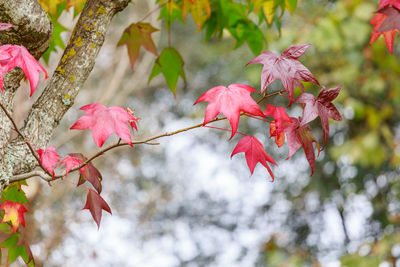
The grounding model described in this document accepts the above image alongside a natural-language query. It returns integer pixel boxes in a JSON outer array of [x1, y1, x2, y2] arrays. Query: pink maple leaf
[[0, 45, 48, 95], [231, 136, 277, 180], [283, 117, 320, 176], [70, 103, 139, 147], [36, 147, 61, 177], [247, 44, 319, 105], [194, 84, 264, 139], [295, 86, 342, 149], [82, 188, 112, 229], [60, 155, 86, 177], [0, 23, 13, 31]]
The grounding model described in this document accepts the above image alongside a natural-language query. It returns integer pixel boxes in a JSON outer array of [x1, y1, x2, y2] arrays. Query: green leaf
[[245, 23, 265, 55], [149, 47, 186, 95], [0, 233, 34, 266], [0, 223, 11, 234], [1, 233, 19, 249], [2, 186, 28, 204], [285, 0, 297, 13], [159, 2, 184, 30]]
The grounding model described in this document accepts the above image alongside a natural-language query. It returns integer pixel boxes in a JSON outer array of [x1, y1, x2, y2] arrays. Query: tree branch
[[1, 0, 130, 187], [0, 0, 52, 167], [8, 84, 285, 184], [9, 115, 246, 183]]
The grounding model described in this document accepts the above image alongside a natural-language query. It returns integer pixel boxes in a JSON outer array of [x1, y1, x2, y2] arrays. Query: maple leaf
[[36, 147, 61, 177], [283, 117, 320, 176], [69, 153, 102, 194], [0, 45, 48, 95], [251, 0, 297, 24], [0, 201, 27, 233], [0, 23, 12, 31], [37, 0, 64, 17], [369, 7, 400, 54], [247, 44, 319, 105], [82, 189, 111, 229], [379, 0, 400, 10], [127, 107, 140, 130], [148, 47, 186, 95], [263, 104, 292, 138], [117, 22, 159, 69], [70, 103, 138, 147], [60, 155, 86, 176], [377, 6, 400, 32], [194, 84, 264, 139], [269, 121, 285, 147], [295, 86, 342, 149], [182, 0, 211, 29], [231, 136, 277, 180], [15, 238, 34, 265]]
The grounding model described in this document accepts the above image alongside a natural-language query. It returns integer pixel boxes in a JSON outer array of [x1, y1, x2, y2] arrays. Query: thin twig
[[0, 102, 53, 177], [204, 125, 247, 136], [139, 2, 166, 22], [256, 89, 285, 104]]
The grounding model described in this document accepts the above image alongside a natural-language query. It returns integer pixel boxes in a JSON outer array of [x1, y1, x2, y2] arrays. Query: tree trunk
[[0, 0, 130, 192]]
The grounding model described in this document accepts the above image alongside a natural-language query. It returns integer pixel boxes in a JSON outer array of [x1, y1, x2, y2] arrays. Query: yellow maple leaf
[[182, 0, 211, 29]]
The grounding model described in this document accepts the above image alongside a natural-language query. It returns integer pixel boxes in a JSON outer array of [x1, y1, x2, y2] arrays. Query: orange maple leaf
[[0, 200, 27, 233]]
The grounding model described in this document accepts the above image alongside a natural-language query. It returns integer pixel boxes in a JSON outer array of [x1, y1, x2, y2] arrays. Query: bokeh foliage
[[24, 0, 400, 265]]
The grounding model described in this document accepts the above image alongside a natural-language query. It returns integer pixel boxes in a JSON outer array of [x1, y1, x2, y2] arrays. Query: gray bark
[[0, 0, 52, 188], [0, 0, 130, 190]]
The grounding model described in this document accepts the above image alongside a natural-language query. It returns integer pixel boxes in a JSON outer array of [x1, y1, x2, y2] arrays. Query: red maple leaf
[[117, 22, 159, 69], [379, 0, 400, 10], [283, 117, 320, 176], [0, 200, 27, 233], [295, 86, 342, 149], [370, 7, 400, 54], [70, 103, 139, 147], [247, 44, 319, 105], [69, 153, 103, 194], [82, 189, 111, 229], [231, 136, 277, 180], [263, 104, 292, 138], [194, 84, 264, 139], [0, 45, 48, 95], [36, 147, 61, 177]]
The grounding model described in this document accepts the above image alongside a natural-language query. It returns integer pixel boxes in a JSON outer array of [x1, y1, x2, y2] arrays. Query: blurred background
[[11, 0, 400, 266]]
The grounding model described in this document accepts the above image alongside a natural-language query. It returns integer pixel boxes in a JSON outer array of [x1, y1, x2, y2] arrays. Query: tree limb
[[0, 0, 130, 189], [0, 0, 51, 186]]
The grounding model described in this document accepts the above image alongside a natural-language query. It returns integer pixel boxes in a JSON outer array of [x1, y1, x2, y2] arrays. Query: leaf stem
[[204, 125, 247, 136]]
